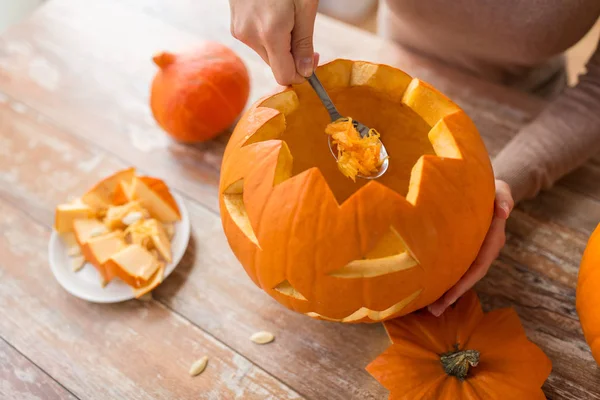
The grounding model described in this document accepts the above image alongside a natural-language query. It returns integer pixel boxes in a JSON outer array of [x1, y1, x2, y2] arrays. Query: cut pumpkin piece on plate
[[133, 263, 165, 298], [125, 219, 172, 262], [148, 219, 172, 262], [104, 244, 162, 288], [112, 180, 134, 205], [81, 167, 136, 209], [54, 202, 95, 233], [129, 176, 181, 223], [103, 201, 149, 230], [80, 230, 127, 282], [73, 218, 109, 246], [139, 176, 180, 218]]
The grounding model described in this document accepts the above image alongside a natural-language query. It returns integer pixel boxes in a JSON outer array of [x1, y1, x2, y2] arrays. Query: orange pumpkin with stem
[[219, 59, 495, 323], [150, 42, 250, 143], [366, 290, 552, 399], [577, 223, 600, 365]]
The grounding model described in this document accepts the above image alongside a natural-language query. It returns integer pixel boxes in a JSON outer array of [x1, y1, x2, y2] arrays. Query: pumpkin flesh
[[325, 117, 383, 181], [219, 60, 495, 322]]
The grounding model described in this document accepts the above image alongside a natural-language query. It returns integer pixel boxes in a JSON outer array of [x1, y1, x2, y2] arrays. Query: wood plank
[[1, 68, 600, 398], [0, 338, 78, 400]]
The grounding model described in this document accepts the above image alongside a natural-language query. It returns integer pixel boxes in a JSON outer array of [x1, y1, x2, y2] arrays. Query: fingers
[[292, 0, 318, 77], [428, 216, 507, 317], [265, 38, 302, 85], [494, 180, 514, 219], [230, 0, 318, 86]]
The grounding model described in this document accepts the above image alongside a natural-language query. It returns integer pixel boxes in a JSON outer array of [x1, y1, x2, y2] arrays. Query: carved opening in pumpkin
[[306, 289, 422, 322], [222, 179, 259, 246], [246, 64, 463, 204], [273, 280, 307, 300], [330, 226, 418, 278]]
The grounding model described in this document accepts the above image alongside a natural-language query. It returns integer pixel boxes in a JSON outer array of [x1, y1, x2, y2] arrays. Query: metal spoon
[[307, 73, 389, 179]]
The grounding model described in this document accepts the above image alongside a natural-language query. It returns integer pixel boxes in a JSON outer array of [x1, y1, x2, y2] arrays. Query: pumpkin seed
[[67, 245, 82, 257], [189, 356, 208, 376], [71, 255, 86, 272], [89, 226, 108, 238], [163, 223, 175, 239], [250, 331, 274, 344], [122, 211, 144, 226]]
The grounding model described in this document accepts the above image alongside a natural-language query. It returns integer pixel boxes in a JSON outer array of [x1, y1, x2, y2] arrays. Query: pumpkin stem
[[440, 345, 480, 381], [153, 52, 176, 69]]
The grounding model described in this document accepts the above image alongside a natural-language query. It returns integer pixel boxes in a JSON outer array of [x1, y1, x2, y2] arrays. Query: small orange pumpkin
[[219, 60, 495, 322], [366, 290, 552, 399], [577, 223, 600, 365], [150, 42, 250, 143]]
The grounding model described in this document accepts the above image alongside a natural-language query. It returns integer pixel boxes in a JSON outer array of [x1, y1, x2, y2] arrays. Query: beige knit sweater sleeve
[[493, 41, 600, 203]]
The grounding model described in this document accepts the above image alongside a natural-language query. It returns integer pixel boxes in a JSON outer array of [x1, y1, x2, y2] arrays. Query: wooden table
[[1, 1, 599, 399]]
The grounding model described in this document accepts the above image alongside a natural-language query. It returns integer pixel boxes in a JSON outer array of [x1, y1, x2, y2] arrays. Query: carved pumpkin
[[219, 59, 495, 323], [577, 223, 600, 365], [366, 290, 552, 399], [150, 42, 250, 143]]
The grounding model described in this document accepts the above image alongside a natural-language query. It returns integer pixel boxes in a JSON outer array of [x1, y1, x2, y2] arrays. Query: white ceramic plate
[[48, 193, 191, 303]]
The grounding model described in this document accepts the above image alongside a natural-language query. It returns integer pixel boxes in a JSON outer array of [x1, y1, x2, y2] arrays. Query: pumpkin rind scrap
[[219, 60, 495, 323], [577, 223, 600, 365], [366, 290, 552, 399]]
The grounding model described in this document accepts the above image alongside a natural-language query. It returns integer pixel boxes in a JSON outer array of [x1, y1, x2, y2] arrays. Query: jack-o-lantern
[[219, 60, 495, 323]]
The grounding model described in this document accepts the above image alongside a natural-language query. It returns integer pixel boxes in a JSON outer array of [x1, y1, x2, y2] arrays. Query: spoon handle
[[307, 73, 343, 122]]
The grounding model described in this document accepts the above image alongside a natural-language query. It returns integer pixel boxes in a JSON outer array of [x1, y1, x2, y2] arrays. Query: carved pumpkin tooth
[[273, 280, 307, 300]]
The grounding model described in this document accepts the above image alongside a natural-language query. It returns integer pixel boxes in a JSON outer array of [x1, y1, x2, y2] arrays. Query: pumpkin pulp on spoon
[[325, 117, 385, 182]]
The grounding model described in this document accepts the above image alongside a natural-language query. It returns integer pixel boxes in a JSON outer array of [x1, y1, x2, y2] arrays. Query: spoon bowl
[[327, 124, 389, 180]]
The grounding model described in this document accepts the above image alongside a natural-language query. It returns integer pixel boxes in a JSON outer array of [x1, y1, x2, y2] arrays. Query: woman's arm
[[493, 41, 600, 203]]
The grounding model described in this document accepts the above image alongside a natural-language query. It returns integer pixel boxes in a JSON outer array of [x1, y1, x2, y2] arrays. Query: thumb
[[292, 0, 318, 77]]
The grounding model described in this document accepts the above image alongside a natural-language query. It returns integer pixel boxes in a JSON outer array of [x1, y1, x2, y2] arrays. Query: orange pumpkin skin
[[367, 290, 552, 399], [219, 60, 495, 323], [577, 223, 600, 365], [150, 42, 250, 143]]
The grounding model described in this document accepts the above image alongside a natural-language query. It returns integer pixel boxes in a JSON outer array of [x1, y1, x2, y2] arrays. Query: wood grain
[[1, 0, 600, 398], [0, 338, 77, 400]]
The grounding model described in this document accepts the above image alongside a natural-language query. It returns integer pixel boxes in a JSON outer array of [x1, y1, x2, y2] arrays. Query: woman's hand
[[427, 180, 514, 317], [229, 0, 319, 85]]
